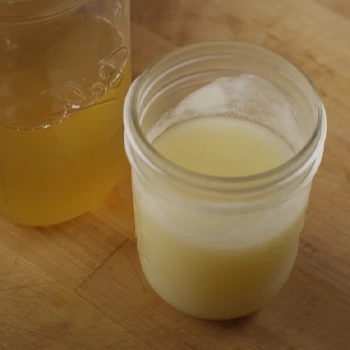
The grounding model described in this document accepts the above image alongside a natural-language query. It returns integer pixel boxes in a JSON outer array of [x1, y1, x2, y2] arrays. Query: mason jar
[[124, 42, 327, 320], [0, 0, 130, 226]]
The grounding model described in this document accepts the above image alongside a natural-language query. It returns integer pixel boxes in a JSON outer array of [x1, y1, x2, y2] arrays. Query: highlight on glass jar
[[124, 42, 327, 320], [0, 0, 131, 226]]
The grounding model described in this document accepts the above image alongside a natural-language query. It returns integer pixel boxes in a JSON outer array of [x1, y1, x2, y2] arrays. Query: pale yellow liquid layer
[[135, 117, 307, 320], [153, 117, 292, 177], [0, 14, 131, 226]]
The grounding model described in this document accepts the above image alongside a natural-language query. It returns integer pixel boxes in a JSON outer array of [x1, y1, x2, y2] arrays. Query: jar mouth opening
[[125, 41, 327, 193]]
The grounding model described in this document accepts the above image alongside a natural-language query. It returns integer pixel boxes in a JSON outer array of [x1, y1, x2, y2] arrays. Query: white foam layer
[[148, 74, 302, 150]]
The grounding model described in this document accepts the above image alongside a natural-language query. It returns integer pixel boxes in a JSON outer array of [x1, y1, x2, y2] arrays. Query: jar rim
[[125, 41, 327, 194]]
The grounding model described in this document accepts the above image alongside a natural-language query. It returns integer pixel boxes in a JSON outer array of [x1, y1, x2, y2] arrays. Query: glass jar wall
[[0, 0, 130, 226]]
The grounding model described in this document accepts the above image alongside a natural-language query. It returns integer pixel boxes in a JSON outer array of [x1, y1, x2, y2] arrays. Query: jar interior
[[135, 43, 319, 157]]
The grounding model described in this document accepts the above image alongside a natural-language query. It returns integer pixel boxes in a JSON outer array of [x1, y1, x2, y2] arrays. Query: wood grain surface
[[1, 0, 350, 349]]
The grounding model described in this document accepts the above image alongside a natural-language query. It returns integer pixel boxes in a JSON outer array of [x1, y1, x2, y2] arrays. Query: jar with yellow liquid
[[124, 42, 327, 320], [0, 0, 131, 226]]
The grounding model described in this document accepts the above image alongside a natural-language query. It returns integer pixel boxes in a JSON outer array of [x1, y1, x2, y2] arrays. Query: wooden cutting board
[[1, 0, 350, 349]]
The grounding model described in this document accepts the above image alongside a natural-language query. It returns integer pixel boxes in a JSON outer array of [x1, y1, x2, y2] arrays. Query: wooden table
[[1, 0, 350, 349]]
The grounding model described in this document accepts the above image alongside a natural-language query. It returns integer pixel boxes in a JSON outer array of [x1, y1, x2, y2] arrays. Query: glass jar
[[0, 0, 131, 226], [124, 42, 327, 320]]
